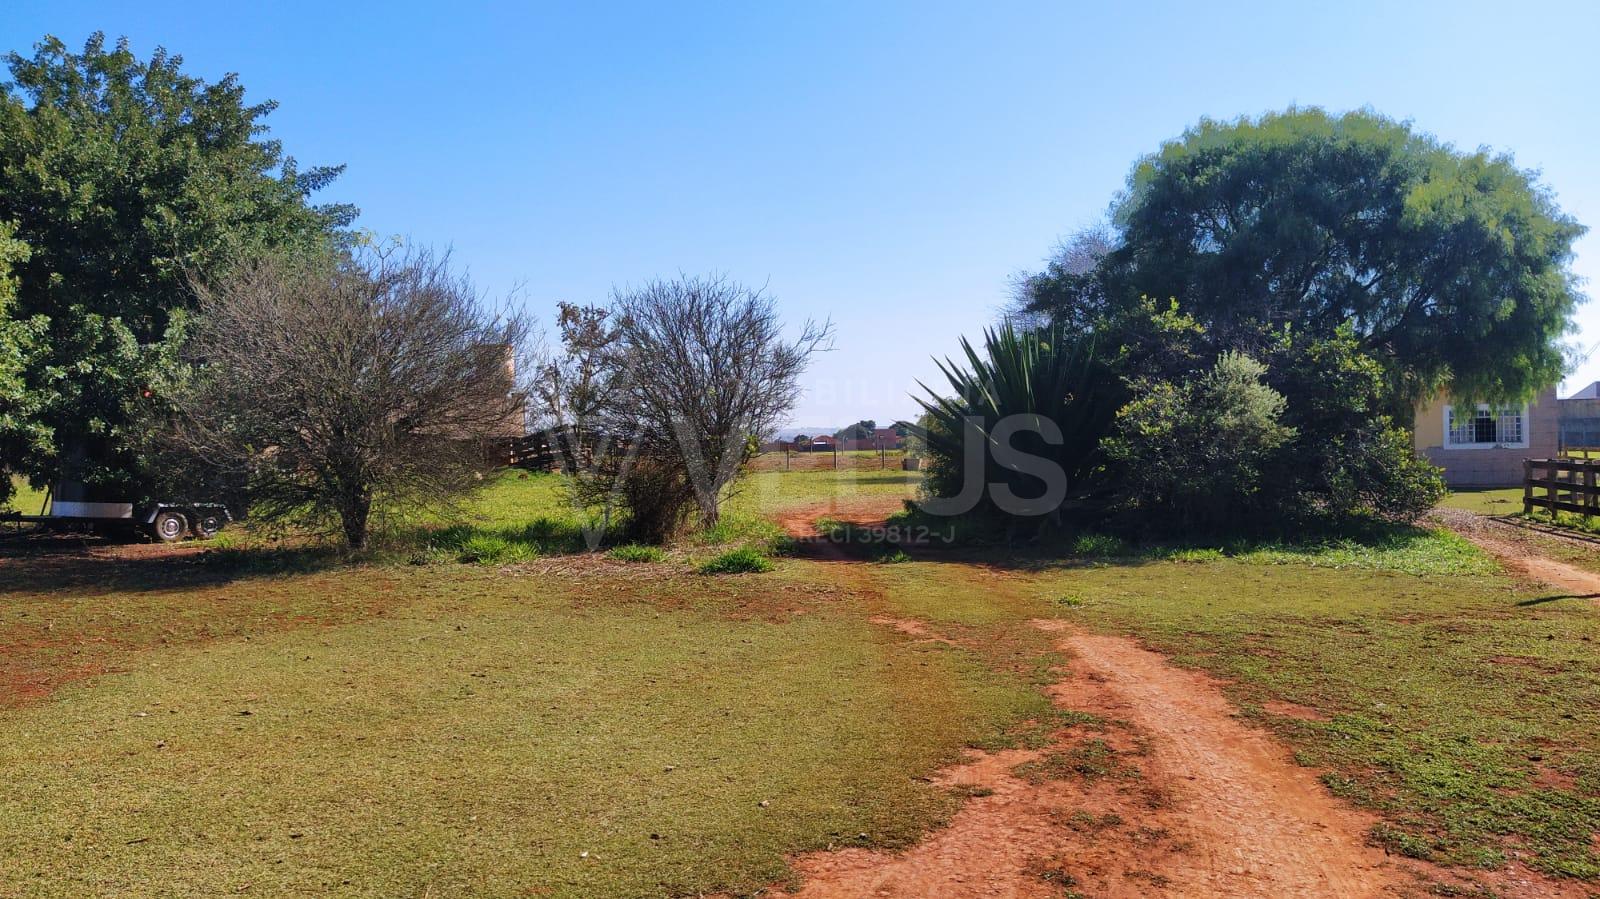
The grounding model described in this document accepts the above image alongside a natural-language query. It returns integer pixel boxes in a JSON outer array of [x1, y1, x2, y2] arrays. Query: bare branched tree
[[1005, 220, 1119, 329], [550, 275, 828, 542], [163, 247, 529, 548]]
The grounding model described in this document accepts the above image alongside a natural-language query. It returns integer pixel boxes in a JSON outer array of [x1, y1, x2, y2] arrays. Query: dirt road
[[770, 504, 1588, 898], [1434, 507, 1600, 601]]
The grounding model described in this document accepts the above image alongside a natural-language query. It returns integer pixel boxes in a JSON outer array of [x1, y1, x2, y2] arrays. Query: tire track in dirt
[[769, 503, 1600, 897], [1035, 621, 1404, 896], [776, 616, 1415, 896], [771, 503, 1413, 895]]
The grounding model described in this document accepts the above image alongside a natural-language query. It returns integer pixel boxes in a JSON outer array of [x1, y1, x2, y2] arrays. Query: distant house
[[1413, 387, 1559, 486], [840, 427, 904, 452]]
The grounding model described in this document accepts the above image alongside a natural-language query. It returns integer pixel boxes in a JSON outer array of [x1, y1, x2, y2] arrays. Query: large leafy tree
[[0, 34, 355, 499], [0, 220, 48, 505], [1055, 108, 1584, 406]]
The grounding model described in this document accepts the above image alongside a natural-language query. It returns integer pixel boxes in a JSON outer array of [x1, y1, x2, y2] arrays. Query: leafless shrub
[[535, 275, 829, 543], [163, 247, 530, 548], [606, 276, 830, 535], [1005, 220, 1118, 329]]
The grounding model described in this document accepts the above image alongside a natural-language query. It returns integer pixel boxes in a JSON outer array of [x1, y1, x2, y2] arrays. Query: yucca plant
[[912, 323, 1121, 525]]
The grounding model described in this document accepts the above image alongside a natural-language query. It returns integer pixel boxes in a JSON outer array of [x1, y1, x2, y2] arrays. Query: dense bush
[[1107, 330, 1444, 534], [989, 107, 1574, 540], [0, 36, 354, 504], [584, 453, 700, 545], [1259, 330, 1446, 526], [1106, 352, 1295, 532]]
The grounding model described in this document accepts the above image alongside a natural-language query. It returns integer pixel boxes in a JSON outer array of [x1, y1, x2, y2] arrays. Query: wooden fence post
[[1548, 459, 1558, 511], [1524, 459, 1534, 516], [1580, 457, 1593, 515]]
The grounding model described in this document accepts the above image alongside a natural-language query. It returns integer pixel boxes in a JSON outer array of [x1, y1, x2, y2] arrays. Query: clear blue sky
[[6, 1, 1598, 429]]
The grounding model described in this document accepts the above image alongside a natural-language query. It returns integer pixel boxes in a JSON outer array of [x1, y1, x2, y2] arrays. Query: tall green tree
[[0, 220, 48, 505], [0, 34, 355, 499], [1036, 108, 1585, 406]]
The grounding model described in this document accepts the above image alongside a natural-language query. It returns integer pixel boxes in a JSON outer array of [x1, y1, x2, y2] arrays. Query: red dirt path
[[771, 503, 1590, 898]]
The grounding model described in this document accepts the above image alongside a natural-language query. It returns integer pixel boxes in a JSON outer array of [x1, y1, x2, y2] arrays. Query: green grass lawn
[[3, 476, 48, 514], [3, 465, 1600, 892], [1438, 487, 1525, 515], [0, 563, 1045, 898], [386, 467, 920, 565], [0, 464, 1047, 898]]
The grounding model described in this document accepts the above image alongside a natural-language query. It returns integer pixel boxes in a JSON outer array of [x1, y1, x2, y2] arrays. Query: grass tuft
[[1015, 738, 1137, 782], [608, 543, 665, 563], [1071, 533, 1129, 557], [698, 547, 775, 575], [421, 515, 587, 564], [1228, 528, 1496, 576], [456, 534, 536, 565]]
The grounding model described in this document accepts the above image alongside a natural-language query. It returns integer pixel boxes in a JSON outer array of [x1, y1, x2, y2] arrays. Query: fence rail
[[504, 432, 557, 470], [1524, 458, 1600, 517]]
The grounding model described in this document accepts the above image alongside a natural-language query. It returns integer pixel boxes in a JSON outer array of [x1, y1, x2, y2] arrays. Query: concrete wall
[[1413, 387, 1559, 486], [1559, 397, 1600, 448]]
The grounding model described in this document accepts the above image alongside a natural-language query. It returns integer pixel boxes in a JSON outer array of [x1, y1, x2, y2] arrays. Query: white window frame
[[1443, 402, 1529, 450]]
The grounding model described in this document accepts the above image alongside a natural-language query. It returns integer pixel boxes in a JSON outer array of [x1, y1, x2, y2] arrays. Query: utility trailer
[[2, 493, 231, 543]]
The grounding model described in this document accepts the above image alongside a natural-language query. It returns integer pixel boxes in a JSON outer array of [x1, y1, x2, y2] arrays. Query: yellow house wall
[[1412, 386, 1559, 486], [1413, 396, 1446, 451]]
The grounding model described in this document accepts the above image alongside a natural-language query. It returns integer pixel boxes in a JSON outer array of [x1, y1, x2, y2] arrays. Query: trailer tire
[[193, 513, 223, 539], [150, 510, 188, 543]]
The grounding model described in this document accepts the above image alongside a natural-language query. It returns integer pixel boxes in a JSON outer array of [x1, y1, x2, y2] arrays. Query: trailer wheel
[[150, 510, 188, 543], [193, 513, 223, 539]]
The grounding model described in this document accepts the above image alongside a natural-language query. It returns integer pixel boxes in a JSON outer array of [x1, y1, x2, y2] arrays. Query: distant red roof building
[[839, 428, 903, 452]]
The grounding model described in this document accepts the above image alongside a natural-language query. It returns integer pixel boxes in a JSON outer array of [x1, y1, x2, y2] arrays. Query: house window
[[1444, 403, 1528, 449]]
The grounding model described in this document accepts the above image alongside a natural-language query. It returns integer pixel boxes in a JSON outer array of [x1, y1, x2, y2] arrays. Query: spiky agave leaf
[[911, 322, 1120, 520]]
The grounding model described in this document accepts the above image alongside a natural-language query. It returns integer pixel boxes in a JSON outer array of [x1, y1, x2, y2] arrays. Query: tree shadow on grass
[[0, 533, 347, 597], [1516, 593, 1600, 607], [815, 510, 1500, 579], [0, 511, 620, 598]]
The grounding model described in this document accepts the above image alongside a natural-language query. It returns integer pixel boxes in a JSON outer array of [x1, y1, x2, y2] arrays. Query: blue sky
[[6, 1, 1599, 429]]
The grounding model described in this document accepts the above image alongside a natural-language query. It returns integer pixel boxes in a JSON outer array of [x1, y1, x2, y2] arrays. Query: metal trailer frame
[[2, 498, 232, 543]]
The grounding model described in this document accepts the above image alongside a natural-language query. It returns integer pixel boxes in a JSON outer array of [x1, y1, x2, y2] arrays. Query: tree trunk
[[698, 495, 720, 532], [340, 493, 372, 550]]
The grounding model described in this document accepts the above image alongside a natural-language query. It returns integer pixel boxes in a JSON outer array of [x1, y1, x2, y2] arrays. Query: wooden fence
[[504, 432, 557, 470], [1524, 458, 1600, 517]]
